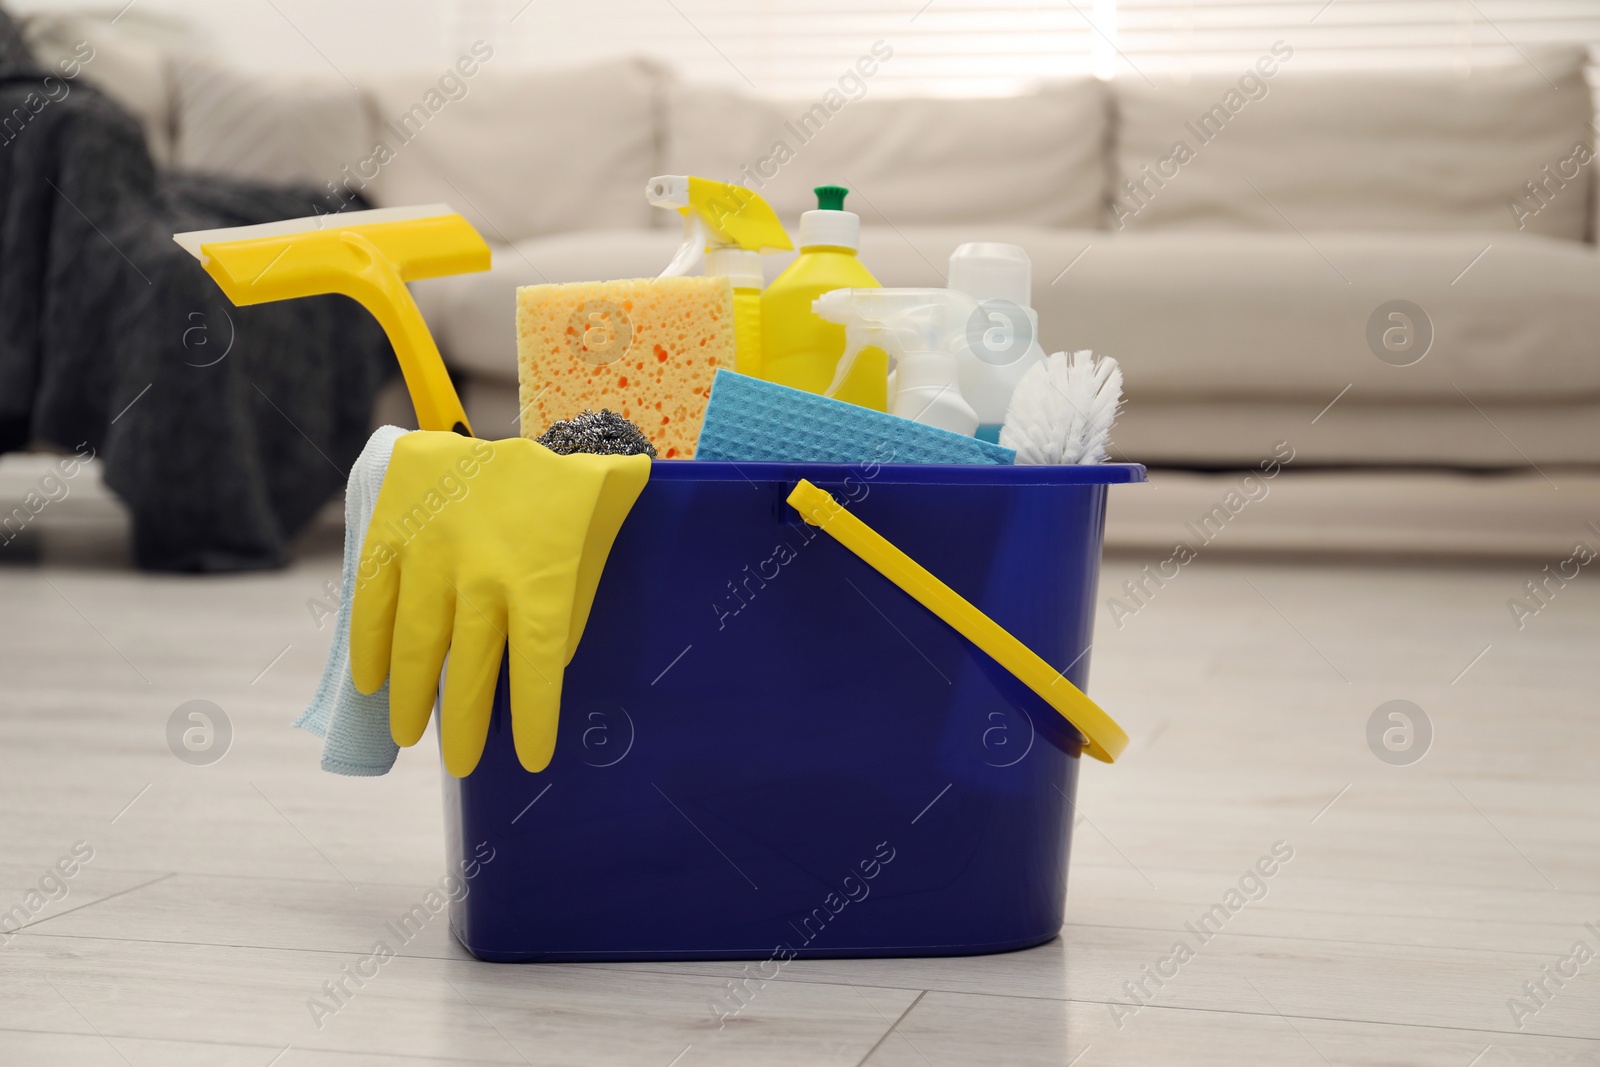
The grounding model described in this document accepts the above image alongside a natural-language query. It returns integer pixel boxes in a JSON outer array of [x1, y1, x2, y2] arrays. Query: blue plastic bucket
[[442, 459, 1145, 962]]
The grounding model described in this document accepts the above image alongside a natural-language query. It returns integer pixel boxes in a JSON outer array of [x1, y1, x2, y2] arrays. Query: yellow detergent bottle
[[761, 185, 886, 410], [647, 175, 792, 378]]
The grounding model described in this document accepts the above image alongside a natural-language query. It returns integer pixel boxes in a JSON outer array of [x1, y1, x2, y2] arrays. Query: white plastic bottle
[[948, 243, 1046, 443]]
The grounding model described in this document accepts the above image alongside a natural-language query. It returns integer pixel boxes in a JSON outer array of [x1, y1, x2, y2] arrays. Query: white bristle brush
[[999, 350, 1123, 465]]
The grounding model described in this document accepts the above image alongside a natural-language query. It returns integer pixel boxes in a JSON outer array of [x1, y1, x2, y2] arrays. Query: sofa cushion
[[170, 59, 371, 187], [664, 79, 1107, 228], [363, 57, 660, 243], [1114, 49, 1595, 240], [1020, 228, 1600, 402]]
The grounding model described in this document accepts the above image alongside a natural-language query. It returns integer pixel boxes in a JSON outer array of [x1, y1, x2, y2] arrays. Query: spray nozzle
[[813, 289, 947, 365], [812, 288, 981, 435], [649, 175, 792, 279]]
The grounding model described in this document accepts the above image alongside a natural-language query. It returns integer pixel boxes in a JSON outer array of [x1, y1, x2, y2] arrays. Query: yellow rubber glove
[[348, 433, 650, 776]]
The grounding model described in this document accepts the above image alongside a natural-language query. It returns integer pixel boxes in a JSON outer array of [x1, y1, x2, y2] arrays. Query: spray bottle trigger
[[823, 325, 868, 399], [658, 211, 707, 278]]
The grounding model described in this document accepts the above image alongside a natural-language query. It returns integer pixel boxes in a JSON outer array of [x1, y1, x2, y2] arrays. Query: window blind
[[455, 0, 1600, 95], [462, 0, 1109, 97], [1115, 0, 1600, 74]]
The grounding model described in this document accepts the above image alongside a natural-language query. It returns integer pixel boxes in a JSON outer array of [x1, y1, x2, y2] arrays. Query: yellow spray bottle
[[647, 176, 792, 378], [759, 185, 886, 411]]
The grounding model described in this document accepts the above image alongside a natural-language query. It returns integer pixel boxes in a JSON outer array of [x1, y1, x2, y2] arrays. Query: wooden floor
[[1, 481, 1597, 1065]]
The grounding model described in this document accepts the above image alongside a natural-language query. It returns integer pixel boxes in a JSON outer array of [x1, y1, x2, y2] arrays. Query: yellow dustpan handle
[[787, 479, 1128, 764]]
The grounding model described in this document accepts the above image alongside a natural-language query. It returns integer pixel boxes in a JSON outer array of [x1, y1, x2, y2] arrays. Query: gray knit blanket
[[0, 12, 395, 570]]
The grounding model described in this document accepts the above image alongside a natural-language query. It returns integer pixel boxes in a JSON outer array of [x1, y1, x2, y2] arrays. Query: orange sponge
[[516, 277, 736, 459]]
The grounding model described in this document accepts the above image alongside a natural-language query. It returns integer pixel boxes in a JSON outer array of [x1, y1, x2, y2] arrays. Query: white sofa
[[32, 16, 1600, 469]]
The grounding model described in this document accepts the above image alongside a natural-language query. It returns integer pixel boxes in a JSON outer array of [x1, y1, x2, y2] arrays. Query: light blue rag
[[294, 425, 411, 776], [695, 369, 1015, 466]]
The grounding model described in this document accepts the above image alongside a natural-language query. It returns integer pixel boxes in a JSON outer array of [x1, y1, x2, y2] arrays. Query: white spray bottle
[[948, 243, 1046, 443], [812, 288, 981, 436]]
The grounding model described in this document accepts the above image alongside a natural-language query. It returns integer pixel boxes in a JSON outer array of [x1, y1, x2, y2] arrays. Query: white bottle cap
[[798, 209, 860, 251], [948, 242, 1032, 309], [704, 247, 763, 290]]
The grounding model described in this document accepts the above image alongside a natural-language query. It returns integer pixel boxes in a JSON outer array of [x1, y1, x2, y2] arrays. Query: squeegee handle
[[192, 212, 489, 437], [341, 232, 473, 435]]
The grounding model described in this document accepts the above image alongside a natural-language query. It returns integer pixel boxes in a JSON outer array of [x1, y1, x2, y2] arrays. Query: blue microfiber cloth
[[695, 370, 1015, 466], [294, 425, 411, 776]]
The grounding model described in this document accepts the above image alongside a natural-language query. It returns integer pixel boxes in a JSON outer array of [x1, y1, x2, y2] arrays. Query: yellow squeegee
[[174, 204, 490, 435]]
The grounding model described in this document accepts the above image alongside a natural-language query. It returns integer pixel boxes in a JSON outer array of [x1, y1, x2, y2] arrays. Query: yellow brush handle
[[787, 479, 1128, 763]]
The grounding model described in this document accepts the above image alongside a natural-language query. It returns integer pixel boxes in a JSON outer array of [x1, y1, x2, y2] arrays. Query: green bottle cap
[[814, 185, 849, 211]]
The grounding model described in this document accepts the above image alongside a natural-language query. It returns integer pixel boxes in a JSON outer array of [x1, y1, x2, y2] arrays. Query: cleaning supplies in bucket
[[1001, 350, 1124, 464], [194, 195, 1141, 965], [760, 185, 887, 409], [347, 432, 650, 776], [517, 276, 735, 458], [647, 175, 792, 377]]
